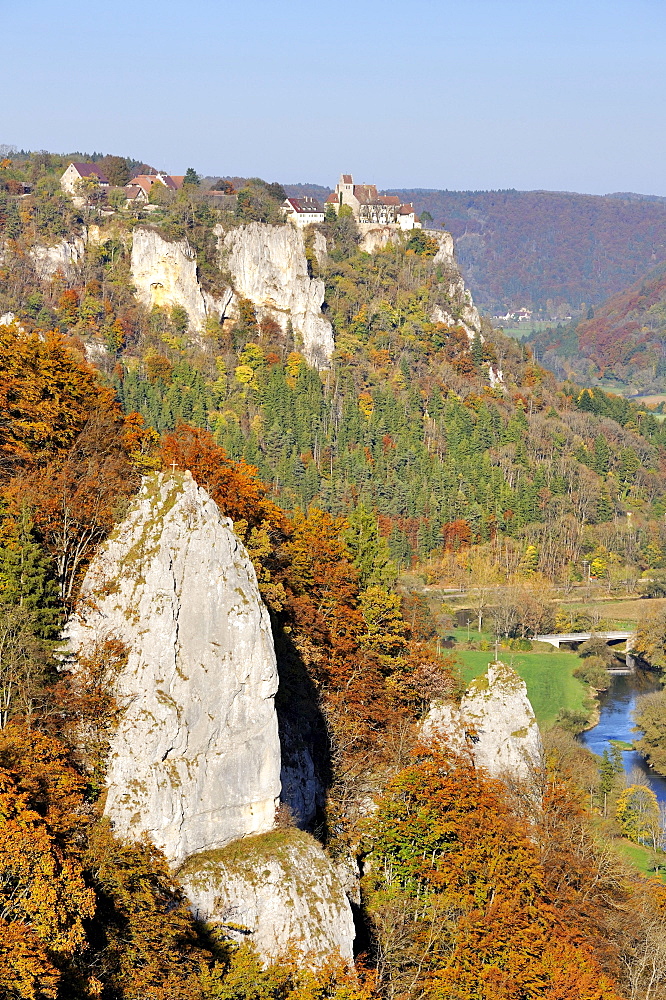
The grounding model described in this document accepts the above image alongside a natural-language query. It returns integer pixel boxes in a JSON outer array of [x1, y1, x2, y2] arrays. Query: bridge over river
[[534, 631, 637, 671]]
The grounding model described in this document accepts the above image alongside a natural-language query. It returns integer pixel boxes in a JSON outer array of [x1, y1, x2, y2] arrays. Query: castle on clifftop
[[326, 173, 421, 230]]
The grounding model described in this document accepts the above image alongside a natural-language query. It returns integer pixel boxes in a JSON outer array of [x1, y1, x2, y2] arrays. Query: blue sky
[[2, 0, 665, 194]]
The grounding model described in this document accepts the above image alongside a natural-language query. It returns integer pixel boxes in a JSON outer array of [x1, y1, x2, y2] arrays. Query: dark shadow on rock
[[272, 621, 332, 842]]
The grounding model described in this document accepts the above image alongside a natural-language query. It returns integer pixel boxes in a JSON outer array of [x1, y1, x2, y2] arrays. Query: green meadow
[[454, 649, 588, 728]]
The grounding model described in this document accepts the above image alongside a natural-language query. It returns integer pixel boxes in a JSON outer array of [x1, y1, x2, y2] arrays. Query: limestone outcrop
[[358, 226, 398, 254], [357, 226, 481, 338], [180, 829, 355, 966], [424, 661, 543, 783], [221, 222, 334, 367], [429, 230, 481, 338], [30, 235, 85, 280], [66, 472, 281, 866], [130, 227, 232, 334]]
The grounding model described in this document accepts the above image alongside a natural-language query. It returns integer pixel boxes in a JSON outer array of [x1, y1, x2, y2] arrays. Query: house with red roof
[[124, 172, 185, 205], [282, 195, 325, 228], [60, 162, 110, 196], [328, 173, 421, 230]]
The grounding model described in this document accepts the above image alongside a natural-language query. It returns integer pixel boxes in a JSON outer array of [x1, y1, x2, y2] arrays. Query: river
[[579, 672, 666, 805]]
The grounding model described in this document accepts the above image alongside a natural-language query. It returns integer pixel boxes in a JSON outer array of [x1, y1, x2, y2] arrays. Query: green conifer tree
[[344, 504, 397, 588], [0, 512, 61, 639]]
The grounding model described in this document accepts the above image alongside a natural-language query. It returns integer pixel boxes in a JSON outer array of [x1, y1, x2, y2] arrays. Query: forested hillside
[[2, 153, 666, 587], [4, 151, 666, 998], [285, 183, 666, 314], [528, 262, 666, 393]]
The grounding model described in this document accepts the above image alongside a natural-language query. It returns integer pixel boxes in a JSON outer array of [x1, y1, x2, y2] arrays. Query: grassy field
[[497, 321, 554, 341], [614, 839, 666, 881], [454, 648, 588, 728], [630, 394, 666, 407], [559, 596, 666, 627]]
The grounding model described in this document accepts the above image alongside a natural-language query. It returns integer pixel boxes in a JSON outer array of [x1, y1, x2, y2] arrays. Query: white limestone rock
[[66, 472, 281, 866], [221, 222, 334, 368], [30, 236, 85, 280], [427, 229, 481, 337], [312, 230, 328, 269], [130, 227, 232, 335], [421, 701, 468, 753], [180, 829, 355, 966], [461, 661, 542, 781], [424, 661, 543, 783], [358, 226, 398, 254]]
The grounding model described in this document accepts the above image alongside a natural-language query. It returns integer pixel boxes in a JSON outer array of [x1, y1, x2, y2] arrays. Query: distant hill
[[527, 262, 666, 393], [284, 184, 666, 315]]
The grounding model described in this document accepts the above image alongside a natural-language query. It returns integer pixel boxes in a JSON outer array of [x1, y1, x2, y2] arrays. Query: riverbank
[[580, 672, 666, 803]]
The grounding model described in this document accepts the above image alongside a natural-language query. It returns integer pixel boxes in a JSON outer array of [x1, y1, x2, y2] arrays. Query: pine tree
[[0, 511, 61, 639], [596, 488, 613, 523], [471, 331, 484, 370], [344, 504, 397, 588]]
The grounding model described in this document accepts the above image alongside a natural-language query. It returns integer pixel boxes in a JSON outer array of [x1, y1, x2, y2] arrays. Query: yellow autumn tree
[[0, 724, 95, 998]]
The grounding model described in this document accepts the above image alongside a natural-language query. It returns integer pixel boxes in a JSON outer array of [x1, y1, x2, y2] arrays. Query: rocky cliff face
[[424, 660, 543, 783], [30, 235, 85, 280], [129, 224, 333, 366], [221, 222, 334, 368], [131, 227, 232, 336], [66, 472, 355, 965], [66, 472, 281, 866], [180, 829, 355, 965], [429, 230, 481, 338], [357, 226, 481, 338]]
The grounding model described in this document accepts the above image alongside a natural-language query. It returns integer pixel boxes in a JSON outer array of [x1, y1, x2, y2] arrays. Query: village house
[[282, 195, 325, 228], [60, 162, 109, 196], [125, 171, 185, 205], [326, 174, 421, 230]]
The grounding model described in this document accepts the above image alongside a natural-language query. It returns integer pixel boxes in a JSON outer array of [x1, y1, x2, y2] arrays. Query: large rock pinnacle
[[66, 472, 281, 865]]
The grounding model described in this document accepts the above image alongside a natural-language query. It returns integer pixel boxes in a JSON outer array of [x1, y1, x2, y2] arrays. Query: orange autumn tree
[[366, 741, 625, 1000], [159, 424, 284, 532], [0, 323, 154, 602], [0, 324, 116, 474], [0, 723, 95, 1000]]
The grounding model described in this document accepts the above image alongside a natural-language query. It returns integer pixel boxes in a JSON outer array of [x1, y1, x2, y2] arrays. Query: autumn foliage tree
[[160, 424, 284, 532], [0, 723, 95, 999], [0, 324, 116, 473], [0, 323, 151, 603], [366, 741, 626, 1000]]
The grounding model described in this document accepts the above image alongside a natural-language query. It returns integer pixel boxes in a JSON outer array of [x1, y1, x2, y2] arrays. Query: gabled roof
[[69, 162, 109, 183], [398, 203, 415, 214], [341, 174, 353, 184], [352, 185, 400, 207], [125, 184, 145, 201], [285, 196, 324, 215], [353, 184, 379, 204], [128, 175, 155, 195], [325, 192, 337, 204]]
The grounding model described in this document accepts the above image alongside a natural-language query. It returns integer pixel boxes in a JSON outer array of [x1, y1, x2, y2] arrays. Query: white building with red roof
[[282, 195, 325, 227], [124, 172, 185, 205], [60, 162, 110, 196]]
